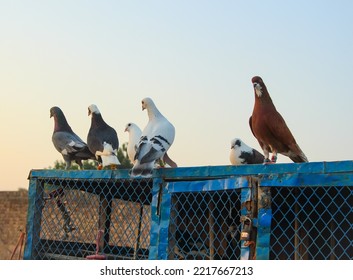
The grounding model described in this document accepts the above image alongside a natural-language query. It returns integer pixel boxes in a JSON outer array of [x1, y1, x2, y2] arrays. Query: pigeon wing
[[53, 131, 87, 155]]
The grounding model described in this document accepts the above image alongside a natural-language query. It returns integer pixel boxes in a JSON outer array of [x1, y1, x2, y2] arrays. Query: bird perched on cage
[[87, 104, 121, 169], [124, 122, 142, 164], [50, 106, 95, 169], [125, 122, 177, 168], [249, 76, 308, 163], [229, 138, 265, 165], [130, 97, 177, 177]]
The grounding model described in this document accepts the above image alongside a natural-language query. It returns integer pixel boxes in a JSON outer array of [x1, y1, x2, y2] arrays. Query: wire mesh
[[270, 186, 353, 260], [31, 177, 152, 260], [168, 189, 242, 260]]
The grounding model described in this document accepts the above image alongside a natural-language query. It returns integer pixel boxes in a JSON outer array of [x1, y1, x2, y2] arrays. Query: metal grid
[[28, 175, 152, 260], [168, 190, 242, 260], [270, 186, 353, 260]]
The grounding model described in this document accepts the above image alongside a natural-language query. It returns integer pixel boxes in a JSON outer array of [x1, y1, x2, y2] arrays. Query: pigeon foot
[[110, 164, 118, 170], [263, 158, 275, 165], [271, 155, 277, 163]]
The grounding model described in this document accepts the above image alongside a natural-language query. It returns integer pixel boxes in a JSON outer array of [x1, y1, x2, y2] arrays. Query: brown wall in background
[[0, 190, 28, 260]]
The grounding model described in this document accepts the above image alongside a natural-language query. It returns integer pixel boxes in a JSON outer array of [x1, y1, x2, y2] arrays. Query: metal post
[[98, 193, 112, 255], [255, 186, 272, 260], [23, 178, 44, 259], [133, 203, 144, 259], [240, 176, 256, 260]]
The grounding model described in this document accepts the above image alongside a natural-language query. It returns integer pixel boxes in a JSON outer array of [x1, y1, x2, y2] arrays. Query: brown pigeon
[[249, 76, 308, 163]]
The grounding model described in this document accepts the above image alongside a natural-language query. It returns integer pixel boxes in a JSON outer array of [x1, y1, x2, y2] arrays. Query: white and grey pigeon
[[125, 122, 178, 168], [87, 104, 121, 169], [124, 122, 142, 164], [50, 106, 95, 169], [230, 138, 265, 165], [130, 97, 176, 177]]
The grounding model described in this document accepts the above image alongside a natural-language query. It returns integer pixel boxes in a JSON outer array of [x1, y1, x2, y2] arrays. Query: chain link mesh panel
[[168, 189, 242, 260], [270, 186, 353, 260], [30, 177, 152, 260]]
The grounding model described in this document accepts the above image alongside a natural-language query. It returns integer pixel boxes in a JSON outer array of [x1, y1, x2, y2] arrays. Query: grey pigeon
[[87, 104, 120, 169], [130, 97, 176, 177], [50, 106, 95, 169], [230, 138, 265, 165]]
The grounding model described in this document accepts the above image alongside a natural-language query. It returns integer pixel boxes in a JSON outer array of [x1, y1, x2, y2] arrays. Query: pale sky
[[1, 0, 352, 191]]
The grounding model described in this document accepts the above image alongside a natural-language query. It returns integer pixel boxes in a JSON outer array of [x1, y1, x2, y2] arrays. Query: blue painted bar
[[255, 208, 272, 260], [29, 168, 132, 180], [260, 173, 353, 187], [167, 177, 248, 193], [148, 177, 163, 260], [24, 178, 44, 260], [148, 177, 174, 260], [28, 160, 353, 182], [153, 160, 353, 180], [157, 183, 172, 260], [23, 178, 37, 260], [240, 177, 253, 260]]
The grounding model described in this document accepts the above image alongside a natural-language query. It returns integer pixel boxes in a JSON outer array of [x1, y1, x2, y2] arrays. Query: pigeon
[[87, 104, 121, 169], [50, 106, 95, 169], [229, 138, 265, 165], [124, 122, 142, 164], [249, 76, 308, 163], [125, 122, 178, 168], [130, 97, 176, 177]]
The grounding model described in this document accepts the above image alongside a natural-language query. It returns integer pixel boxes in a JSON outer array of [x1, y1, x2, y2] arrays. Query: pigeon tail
[[95, 142, 121, 168], [163, 152, 178, 168], [289, 153, 308, 163], [130, 167, 153, 178], [130, 161, 154, 177], [287, 143, 308, 163]]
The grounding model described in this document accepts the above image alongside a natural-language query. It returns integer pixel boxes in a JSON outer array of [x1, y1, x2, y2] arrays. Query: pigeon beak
[[124, 128, 128, 132], [254, 83, 262, 97], [88, 108, 91, 116], [231, 145, 234, 149], [50, 112, 53, 118]]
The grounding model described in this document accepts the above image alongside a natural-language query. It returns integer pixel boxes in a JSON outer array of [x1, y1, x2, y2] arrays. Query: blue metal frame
[[24, 160, 353, 260]]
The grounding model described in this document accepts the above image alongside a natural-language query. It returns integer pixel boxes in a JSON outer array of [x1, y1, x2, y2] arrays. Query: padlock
[[240, 216, 252, 241]]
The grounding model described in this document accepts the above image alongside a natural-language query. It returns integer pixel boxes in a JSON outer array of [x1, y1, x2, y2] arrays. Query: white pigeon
[[124, 122, 142, 164], [230, 138, 265, 165], [130, 97, 176, 177]]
